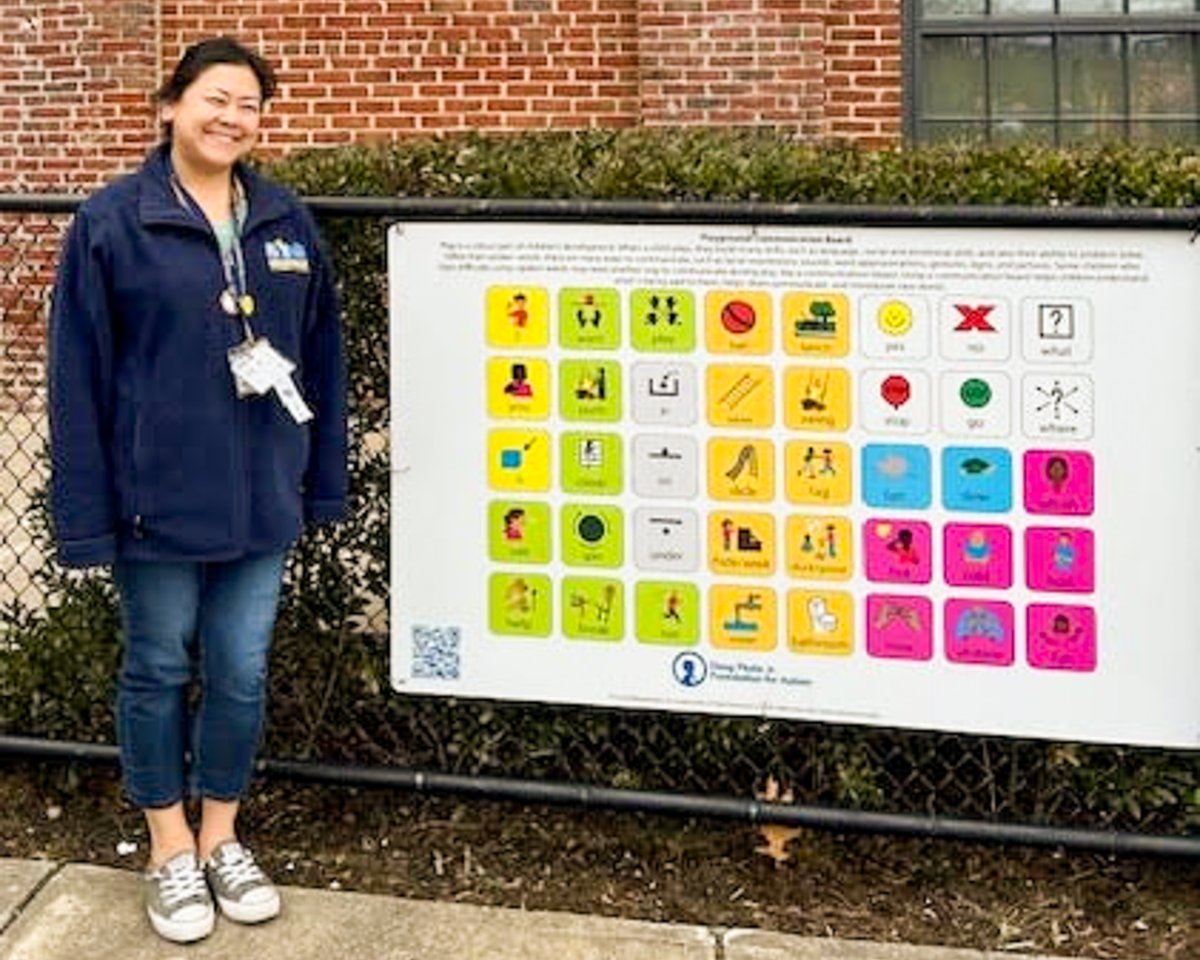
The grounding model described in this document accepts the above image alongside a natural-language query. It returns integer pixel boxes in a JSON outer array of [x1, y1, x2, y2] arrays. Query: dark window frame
[[903, 2, 1200, 144]]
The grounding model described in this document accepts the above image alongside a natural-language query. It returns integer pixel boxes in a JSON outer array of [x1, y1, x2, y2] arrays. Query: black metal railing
[[2, 194, 1197, 856]]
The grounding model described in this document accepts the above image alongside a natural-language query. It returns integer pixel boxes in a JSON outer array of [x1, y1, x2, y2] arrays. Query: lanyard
[[169, 171, 256, 342]]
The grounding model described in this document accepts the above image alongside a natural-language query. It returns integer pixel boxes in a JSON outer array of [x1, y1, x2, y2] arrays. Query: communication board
[[388, 218, 1200, 748]]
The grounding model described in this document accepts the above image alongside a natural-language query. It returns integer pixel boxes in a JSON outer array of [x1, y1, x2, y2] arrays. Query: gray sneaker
[[143, 850, 215, 943], [203, 840, 281, 924]]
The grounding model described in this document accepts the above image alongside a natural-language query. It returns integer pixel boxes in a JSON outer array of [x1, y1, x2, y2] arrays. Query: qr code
[[411, 625, 461, 680]]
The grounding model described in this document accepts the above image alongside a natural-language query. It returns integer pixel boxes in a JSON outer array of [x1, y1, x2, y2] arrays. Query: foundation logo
[[672, 651, 708, 688]]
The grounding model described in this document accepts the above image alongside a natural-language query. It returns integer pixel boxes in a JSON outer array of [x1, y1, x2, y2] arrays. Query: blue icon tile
[[942, 447, 1012, 513], [862, 444, 932, 510]]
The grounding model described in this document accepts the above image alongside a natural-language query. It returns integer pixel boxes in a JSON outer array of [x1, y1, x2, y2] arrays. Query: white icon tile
[[1021, 298, 1093, 363], [859, 295, 931, 360], [1022, 373, 1094, 441], [940, 371, 1012, 438], [632, 434, 699, 499], [632, 362, 698, 426], [633, 507, 700, 572], [860, 368, 932, 435], [938, 295, 1011, 361]]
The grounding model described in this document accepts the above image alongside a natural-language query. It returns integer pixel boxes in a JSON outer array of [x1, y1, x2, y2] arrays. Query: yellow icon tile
[[782, 291, 850, 357], [788, 589, 854, 655], [785, 515, 853, 580], [784, 440, 852, 506], [486, 286, 550, 347], [487, 429, 551, 491], [707, 364, 774, 428], [708, 438, 775, 502], [708, 511, 776, 576], [784, 366, 851, 432], [705, 290, 772, 355], [710, 585, 777, 652], [486, 357, 550, 419]]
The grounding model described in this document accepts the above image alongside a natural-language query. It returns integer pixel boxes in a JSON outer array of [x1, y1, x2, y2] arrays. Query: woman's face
[[161, 62, 263, 175]]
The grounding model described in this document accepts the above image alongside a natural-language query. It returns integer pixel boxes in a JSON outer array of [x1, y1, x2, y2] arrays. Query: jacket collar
[[137, 143, 291, 234]]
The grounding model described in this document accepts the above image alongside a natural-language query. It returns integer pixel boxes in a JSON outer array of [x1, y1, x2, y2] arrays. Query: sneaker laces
[[211, 844, 267, 891], [157, 856, 207, 908]]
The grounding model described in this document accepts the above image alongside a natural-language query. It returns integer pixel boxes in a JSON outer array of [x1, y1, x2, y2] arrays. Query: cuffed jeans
[[114, 552, 287, 809]]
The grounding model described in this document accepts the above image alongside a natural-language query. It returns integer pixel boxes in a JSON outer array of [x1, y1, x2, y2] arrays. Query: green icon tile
[[631, 289, 696, 352], [559, 288, 620, 350], [560, 432, 623, 495], [560, 360, 622, 422], [488, 501, 552, 563], [562, 577, 624, 642], [488, 572, 552, 637], [635, 581, 700, 646], [561, 503, 624, 568]]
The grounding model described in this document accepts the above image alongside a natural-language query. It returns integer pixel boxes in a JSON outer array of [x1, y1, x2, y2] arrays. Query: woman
[[48, 37, 347, 944]]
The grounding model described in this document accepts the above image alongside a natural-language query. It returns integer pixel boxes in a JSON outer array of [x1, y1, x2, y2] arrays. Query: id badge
[[227, 337, 295, 397]]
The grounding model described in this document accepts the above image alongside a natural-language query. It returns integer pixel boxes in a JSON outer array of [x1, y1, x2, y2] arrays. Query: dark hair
[[157, 36, 277, 124]]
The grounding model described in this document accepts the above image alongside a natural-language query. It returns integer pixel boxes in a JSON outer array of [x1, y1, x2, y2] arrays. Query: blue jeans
[[114, 552, 287, 809]]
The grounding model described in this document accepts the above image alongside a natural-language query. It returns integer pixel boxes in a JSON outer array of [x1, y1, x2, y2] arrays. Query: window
[[908, 1, 1200, 143]]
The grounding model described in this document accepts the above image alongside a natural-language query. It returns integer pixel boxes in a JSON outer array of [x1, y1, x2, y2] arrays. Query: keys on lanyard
[[219, 289, 256, 323], [217, 206, 255, 342]]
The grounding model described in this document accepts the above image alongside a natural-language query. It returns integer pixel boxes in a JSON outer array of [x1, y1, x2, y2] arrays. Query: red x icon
[[953, 304, 997, 332]]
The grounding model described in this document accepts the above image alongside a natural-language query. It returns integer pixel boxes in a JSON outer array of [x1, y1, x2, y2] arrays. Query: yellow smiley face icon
[[877, 300, 913, 337]]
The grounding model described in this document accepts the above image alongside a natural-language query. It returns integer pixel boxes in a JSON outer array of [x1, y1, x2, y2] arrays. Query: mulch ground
[[2, 759, 1198, 958]]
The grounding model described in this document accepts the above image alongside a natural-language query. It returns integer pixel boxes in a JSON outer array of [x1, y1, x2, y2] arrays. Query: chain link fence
[[2, 196, 1198, 838], [0, 208, 60, 624]]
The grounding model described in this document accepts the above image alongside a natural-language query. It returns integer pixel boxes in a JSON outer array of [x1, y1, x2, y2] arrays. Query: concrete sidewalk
[[0, 859, 1074, 960]]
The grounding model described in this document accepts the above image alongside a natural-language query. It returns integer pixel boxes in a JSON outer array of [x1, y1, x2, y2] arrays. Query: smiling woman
[[158, 39, 275, 221], [46, 36, 347, 946]]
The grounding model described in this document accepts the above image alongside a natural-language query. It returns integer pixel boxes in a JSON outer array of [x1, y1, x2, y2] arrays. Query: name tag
[[227, 337, 314, 424], [228, 337, 294, 396]]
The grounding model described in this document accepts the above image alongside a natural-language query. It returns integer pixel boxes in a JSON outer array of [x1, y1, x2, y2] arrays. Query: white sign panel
[[388, 220, 1200, 749]]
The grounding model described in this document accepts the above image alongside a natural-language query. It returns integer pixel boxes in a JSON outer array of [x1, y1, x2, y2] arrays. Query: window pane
[[1130, 119, 1198, 141], [921, 0, 986, 15], [991, 0, 1054, 13], [1129, 1, 1196, 13], [990, 120, 1056, 142], [920, 37, 986, 117], [1060, 120, 1127, 142], [919, 121, 989, 143], [1059, 0, 1123, 13], [1059, 35, 1125, 118], [991, 36, 1054, 117], [1130, 34, 1196, 115]]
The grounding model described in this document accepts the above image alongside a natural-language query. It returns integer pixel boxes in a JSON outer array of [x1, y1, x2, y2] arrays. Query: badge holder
[[223, 293, 314, 424]]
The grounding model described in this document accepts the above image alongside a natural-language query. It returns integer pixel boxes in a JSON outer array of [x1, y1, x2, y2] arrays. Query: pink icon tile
[[944, 599, 1014, 666], [866, 594, 933, 660], [863, 519, 932, 585], [1023, 450, 1094, 516], [943, 523, 1012, 589], [1025, 527, 1095, 593], [1026, 603, 1097, 672]]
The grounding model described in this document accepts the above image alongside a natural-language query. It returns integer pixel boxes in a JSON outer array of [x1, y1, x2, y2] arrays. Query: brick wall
[[0, 1, 159, 190], [824, 0, 902, 146], [636, 0, 826, 133], [0, 0, 905, 183], [0, 2, 161, 411], [162, 0, 645, 151], [0, 0, 904, 410]]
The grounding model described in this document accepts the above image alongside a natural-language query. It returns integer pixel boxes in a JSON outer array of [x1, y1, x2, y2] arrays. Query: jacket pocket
[[112, 396, 144, 521]]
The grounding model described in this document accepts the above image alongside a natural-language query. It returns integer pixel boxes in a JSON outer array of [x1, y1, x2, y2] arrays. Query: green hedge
[[270, 130, 1200, 206], [4, 131, 1199, 831]]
